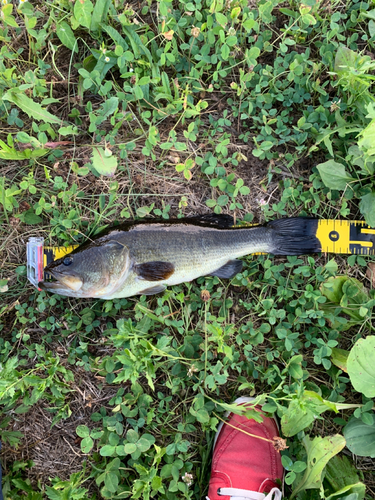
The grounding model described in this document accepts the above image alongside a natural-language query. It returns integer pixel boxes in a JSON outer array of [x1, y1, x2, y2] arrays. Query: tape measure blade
[[316, 220, 375, 255], [43, 245, 78, 279]]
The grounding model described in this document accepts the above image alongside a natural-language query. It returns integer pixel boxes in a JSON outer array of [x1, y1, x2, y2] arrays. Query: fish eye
[[63, 256, 73, 266]]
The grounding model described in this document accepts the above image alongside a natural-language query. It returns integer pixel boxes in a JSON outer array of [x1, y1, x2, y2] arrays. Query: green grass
[[1, 0, 375, 498]]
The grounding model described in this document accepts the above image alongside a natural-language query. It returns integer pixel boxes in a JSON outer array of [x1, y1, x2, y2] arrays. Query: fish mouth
[[38, 269, 83, 294]]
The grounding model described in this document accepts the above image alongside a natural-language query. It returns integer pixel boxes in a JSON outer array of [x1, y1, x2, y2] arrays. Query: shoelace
[[206, 486, 282, 500]]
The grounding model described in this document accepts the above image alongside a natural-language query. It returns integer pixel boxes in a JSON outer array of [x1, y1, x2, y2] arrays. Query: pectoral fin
[[139, 285, 166, 296], [136, 261, 175, 281], [210, 259, 243, 279]]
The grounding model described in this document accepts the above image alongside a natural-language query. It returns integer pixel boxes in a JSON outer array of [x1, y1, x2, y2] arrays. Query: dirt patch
[[3, 367, 120, 488]]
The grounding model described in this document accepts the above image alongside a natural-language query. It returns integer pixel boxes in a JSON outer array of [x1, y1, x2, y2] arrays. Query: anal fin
[[139, 285, 166, 296], [210, 259, 243, 279]]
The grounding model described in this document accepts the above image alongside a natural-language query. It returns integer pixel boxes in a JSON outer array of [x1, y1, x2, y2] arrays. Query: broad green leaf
[[362, 8, 375, 20], [45, 486, 63, 500], [151, 476, 162, 491], [91, 148, 118, 177], [58, 125, 79, 136], [325, 490, 362, 500], [359, 192, 375, 227], [358, 119, 375, 156], [216, 12, 228, 25], [258, 0, 275, 23], [81, 436, 94, 453], [91, 0, 111, 31], [221, 44, 230, 60], [126, 429, 139, 443], [2, 3, 19, 27], [344, 415, 375, 457], [76, 425, 90, 438], [347, 336, 375, 397], [331, 347, 349, 373], [101, 97, 119, 118], [74, 0, 93, 29], [124, 442, 137, 454], [281, 392, 337, 437], [122, 25, 153, 66], [17, 131, 34, 144], [137, 437, 152, 452], [291, 434, 346, 498], [287, 354, 304, 380], [217, 195, 229, 206], [334, 46, 358, 75], [23, 210, 43, 225], [325, 258, 338, 274], [3, 91, 62, 125], [316, 160, 353, 190], [0, 147, 47, 160], [325, 455, 366, 500], [56, 21, 78, 53], [105, 471, 119, 493], [100, 444, 116, 456], [134, 86, 144, 100], [136, 204, 154, 218], [281, 398, 316, 436], [142, 433, 156, 445], [102, 25, 128, 49], [320, 276, 371, 330], [320, 276, 348, 304], [301, 13, 316, 25]]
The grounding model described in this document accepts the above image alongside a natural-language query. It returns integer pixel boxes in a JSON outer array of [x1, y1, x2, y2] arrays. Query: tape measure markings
[[317, 220, 375, 255]]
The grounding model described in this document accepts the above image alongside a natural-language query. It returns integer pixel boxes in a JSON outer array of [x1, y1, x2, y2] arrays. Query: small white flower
[[187, 364, 198, 377], [129, 68, 134, 72], [105, 56, 110, 62], [19, 0, 29, 4], [182, 472, 193, 486], [227, 27, 236, 36]]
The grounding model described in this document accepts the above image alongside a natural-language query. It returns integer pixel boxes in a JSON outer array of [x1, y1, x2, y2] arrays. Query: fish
[[38, 214, 321, 299]]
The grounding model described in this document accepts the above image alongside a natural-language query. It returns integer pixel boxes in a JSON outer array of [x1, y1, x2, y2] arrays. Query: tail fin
[[268, 217, 321, 255]]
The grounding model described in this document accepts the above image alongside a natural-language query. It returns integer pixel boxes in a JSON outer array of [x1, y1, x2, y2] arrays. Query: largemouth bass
[[39, 214, 321, 299]]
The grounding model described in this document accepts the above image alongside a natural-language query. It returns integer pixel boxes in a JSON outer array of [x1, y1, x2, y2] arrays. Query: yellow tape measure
[[43, 219, 375, 274], [316, 219, 375, 255]]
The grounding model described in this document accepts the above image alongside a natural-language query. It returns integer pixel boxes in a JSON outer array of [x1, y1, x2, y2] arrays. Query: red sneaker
[[207, 397, 284, 500]]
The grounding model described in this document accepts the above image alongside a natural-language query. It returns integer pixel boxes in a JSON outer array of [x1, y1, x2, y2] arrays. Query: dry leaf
[[19, 201, 31, 212], [273, 436, 288, 452], [366, 262, 375, 287], [163, 30, 174, 40], [201, 289, 210, 302], [168, 153, 180, 164]]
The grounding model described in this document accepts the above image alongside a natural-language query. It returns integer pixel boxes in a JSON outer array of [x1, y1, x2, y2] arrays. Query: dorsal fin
[[185, 213, 234, 228]]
